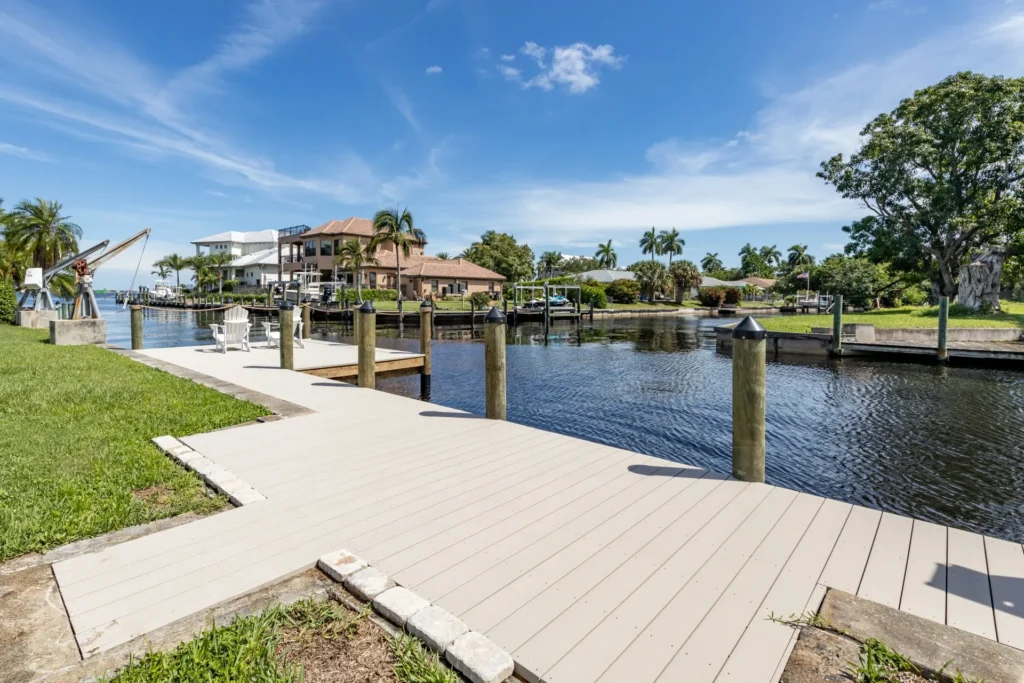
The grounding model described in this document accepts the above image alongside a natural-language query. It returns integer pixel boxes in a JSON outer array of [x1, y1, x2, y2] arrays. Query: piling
[[732, 316, 766, 483], [130, 305, 143, 350], [543, 283, 551, 332], [357, 301, 376, 389], [485, 306, 507, 420], [938, 296, 949, 362], [301, 300, 311, 339], [831, 294, 844, 356], [420, 300, 432, 398], [471, 300, 476, 335], [279, 302, 295, 371]]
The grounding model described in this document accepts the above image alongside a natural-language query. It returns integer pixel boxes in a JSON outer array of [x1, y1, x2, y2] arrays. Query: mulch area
[[276, 606, 399, 683]]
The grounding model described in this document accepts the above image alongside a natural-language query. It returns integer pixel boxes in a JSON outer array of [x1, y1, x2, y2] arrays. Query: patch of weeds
[[390, 635, 460, 683], [768, 609, 849, 636], [849, 637, 920, 682]]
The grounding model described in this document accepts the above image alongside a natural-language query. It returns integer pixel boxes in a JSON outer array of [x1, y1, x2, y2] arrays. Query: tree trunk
[[395, 246, 402, 313], [956, 248, 1005, 312]]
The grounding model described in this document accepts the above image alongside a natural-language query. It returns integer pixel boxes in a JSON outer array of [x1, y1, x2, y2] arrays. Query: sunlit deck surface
[[52, 341, 1024, 681]]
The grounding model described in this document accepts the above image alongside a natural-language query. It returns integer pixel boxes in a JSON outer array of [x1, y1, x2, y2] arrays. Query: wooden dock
[[51, 341, 1024, 681], [845, 339, 1024, 361]]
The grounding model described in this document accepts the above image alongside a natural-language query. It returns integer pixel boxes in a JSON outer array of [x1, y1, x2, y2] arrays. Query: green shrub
[[606, 278, 639, 304], [338, 287, 398, 303], [580, 284, 608, 309], [698, 287, 727, 307], [723, 287, 742, 305], [900, 284, 929, 307], [469, 291, 493, 308], [0, 278, 15, 325]]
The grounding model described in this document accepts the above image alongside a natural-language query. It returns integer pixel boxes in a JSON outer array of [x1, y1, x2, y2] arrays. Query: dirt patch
[[0, 564, 80, 683], [276, 611, 399, 683], [133, 484, 177, 512]]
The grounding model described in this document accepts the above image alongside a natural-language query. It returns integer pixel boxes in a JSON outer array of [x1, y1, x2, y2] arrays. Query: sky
[[2, 0, 1024, 288]]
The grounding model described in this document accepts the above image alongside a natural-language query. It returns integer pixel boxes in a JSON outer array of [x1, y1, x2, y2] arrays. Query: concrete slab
[[17, 309, 59, 329], [0, 564, 80, 683], [49, 319, 106, 345]]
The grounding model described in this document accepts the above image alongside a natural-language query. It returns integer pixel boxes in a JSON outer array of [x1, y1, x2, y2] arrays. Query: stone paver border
[[318, 549, 514, 683], [152, 436, 266, 506]]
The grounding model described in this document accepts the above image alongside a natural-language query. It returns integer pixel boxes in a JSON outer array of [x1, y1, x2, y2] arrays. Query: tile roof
[[298, 217, 427, 243], [399, 258, 505, 281]]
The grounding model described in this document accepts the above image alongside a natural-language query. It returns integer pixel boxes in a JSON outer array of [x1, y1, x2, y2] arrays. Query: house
[[575, 269, 636, 283], [277, 218, 504, 299], [190, 229, 281, 286]]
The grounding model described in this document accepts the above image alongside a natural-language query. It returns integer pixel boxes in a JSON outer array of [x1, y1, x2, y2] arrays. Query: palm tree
[[336, 238, 379, 303], [639, 227, 660, 262], [0, 236, 31, 285], [436, 251, 451, 260], [701, 252, 723, 273], [738, 243, 756, 261], [658, 228, 684, 269], [787, 244, 815, 269], [160, 253, 188, 289], [759, 244, 782, 268], [538, 251, 563, 278], [595, 240, 617, 268], [370, 206, 426, 313], [208, 251, 235, 296], [186, 254, 213, 290], [152, 261, 172, 280], [6, 198, 82, 270]]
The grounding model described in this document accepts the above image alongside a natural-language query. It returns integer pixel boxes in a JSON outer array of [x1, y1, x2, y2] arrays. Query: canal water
[[97, 296, 1024, 542]]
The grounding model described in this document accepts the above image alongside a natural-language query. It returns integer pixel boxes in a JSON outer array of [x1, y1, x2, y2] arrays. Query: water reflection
[[95, 296, 1024, 541]]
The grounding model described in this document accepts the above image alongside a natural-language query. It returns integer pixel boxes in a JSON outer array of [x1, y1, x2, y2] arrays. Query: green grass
[[758, 301, 1024, 333], [0, 324, 269, 561], [102, 598, 459, 683]]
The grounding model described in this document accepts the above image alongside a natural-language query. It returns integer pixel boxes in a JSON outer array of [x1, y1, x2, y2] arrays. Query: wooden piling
[[130, 305, 143, 350], [732, 316, 766, 483], [301, 302, 311, 339], [420, 301, 432, 398], [831, 294, 844, 356], [938, 296, 949, 362], [357, 301, 376, 389], [279, 303, 295, 371], [485, 306, 507, 420], [471, 300, 476, 335], [543, 283, 551, 332]]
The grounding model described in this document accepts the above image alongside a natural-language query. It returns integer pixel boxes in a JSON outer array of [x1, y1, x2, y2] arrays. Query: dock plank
[[947, 528, 995, 640], [900, 520, 947, 624], [984, 536, 1024, 648], [857, 512, 912, 609], [818, 505, 881, 594]]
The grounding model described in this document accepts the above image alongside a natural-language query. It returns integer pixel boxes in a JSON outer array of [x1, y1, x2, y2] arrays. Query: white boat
[[284, 269, 321, 304], [152, 280, 181, 300]]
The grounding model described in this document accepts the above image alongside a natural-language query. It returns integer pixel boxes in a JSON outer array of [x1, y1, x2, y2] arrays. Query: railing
[[278, 224, 311, 238]]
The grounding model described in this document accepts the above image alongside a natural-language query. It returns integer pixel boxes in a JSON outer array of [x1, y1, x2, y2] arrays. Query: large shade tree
[[6, 198, 81, 270], [371, 207, 426, 314], [461, 231, 535, 281], [820, 71, 1024, 308]]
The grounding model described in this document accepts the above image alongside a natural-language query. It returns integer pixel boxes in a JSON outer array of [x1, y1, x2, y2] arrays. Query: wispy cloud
[[499, 54, 516, 62], [499, 41, 625, 94], [425, 65, 443, 75], [0, 141, 52, 162], [383, 83, 421, 131]]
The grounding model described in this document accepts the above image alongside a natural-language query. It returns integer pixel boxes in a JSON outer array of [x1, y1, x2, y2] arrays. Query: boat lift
[[71, 228, 151, 319], [18, 241, 110, 311]]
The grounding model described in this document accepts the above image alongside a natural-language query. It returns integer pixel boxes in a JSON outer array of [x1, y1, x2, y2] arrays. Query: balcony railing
[[278, 224, 311, 238]]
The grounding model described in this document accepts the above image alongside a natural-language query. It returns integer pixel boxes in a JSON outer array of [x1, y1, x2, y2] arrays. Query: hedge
[[723, 287, 742, 305], [698, 287, 727, 307], [337, 287, 398, 303], [606, 279, 640, 304], [0, 278, 15, 324]]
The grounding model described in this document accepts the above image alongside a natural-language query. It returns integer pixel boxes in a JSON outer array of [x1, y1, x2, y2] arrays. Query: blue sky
[[1, 0, 1023, 288]]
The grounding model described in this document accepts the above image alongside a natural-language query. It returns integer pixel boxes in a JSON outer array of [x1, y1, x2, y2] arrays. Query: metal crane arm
[[41, 241, 109, 283], [86, 228, 151, 273]]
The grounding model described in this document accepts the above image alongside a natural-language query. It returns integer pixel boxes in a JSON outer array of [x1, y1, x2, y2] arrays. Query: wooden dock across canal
[[845, 339, 1024, 361], [52, 340, 1024, 681]]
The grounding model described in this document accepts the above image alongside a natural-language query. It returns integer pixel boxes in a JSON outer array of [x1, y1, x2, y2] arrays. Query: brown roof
[[292, 217, 426, 244], [399, 258, 505, 281], [741, 277, 777, 289]]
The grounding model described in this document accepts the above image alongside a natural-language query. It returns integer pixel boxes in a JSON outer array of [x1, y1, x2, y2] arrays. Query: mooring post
[[831, 294, 844, 356], [589, 301, 595, 320], [130, 304, 143, 350], [938, 296, 949, 362], [471, 300, 476, 335], [543, 283, 551, 331], [430, 298, 436, 339], [357, 301, 376, 389], [732, 316, 766, 483], [484, 306, 507, 420], [301, 299, 311, 339], [420, 300, 432, 398], [279, 302, 295, 371]]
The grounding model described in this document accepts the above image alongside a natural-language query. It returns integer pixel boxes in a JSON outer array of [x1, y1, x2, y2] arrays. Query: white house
[[191, 229, 280, 286]]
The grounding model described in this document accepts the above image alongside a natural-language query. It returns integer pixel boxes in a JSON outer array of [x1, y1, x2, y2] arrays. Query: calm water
[[97, 296, 1024, 542]]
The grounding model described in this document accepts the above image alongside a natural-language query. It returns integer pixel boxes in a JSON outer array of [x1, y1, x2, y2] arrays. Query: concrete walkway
[[52, 341, 1024, 681]]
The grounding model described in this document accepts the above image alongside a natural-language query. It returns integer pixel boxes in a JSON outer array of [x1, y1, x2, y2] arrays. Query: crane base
[[17, 309, 58, 329], [49, 319, 106, 346]]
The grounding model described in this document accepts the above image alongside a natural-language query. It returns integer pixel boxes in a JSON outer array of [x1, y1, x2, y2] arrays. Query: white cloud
[[0, 142, 52, 162], [432, 12, 1024, 246], [383, 83, 420, 132], [500, 54, 516, 62], [502, 41, 625, 94], [425, 65, 443, 75]]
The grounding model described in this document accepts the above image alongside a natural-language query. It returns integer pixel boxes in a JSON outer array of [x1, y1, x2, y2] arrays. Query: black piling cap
[[301, 296, 309, 304], [485, 306, 506, 324], [420, 299, 432, 309], [279, 300, 294, 311], [732, 316, 766, 340], [359, 300, 376, 314]]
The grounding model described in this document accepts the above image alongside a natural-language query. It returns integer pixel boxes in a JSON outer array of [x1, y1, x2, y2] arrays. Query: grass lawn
[[102, 598, 457, 683], [758, 300, 1024, 333], [0, 325, 269, 561]]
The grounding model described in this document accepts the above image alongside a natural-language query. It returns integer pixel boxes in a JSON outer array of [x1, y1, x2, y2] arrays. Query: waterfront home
[[277, 218, 505, 299], [191, 229, 282, 286], [575, 268, 636, 283]]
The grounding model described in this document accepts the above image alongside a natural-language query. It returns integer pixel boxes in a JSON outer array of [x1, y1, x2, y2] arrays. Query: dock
[[844, 339, 1024, 361], [51, 341, 1024, 682]]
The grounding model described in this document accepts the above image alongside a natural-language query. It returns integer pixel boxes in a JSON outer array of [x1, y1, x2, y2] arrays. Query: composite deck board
[[899, 520, 947, 624], [52, 342, 1022, 678], [947, 527, 996, 640], [857, 512, 912, 609]]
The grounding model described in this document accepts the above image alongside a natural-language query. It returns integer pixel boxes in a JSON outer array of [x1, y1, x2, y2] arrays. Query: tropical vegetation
[[629, 259, 669, 300], [701, 252, 723, 273], [538, 250, 563, 278], [335, 237, 379, 303], [669, 260, 702, 303], [153, 253, 189, 289], [658, 228, 684, 268], [461, 230, 535, 281], [595, 239, 617, 268], [639, 227, 660, 262]]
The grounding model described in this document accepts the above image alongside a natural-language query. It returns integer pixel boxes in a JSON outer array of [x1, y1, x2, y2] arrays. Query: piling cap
[[420, 299, 432, 309], [732, 316, 766, 340], [279, 300, 294, 311], [359, 300, 376, 314], [485, 306, 506, 324]]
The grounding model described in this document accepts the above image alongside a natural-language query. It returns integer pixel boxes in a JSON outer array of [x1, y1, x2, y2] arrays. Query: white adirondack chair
[[209, 306, 252, 353], [263, 315, 305, 349]]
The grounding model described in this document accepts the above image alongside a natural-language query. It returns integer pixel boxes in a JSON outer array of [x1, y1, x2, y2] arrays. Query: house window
[[320, 240, 332, 256], [334, 238, 342, 253], [235, 269, 244, 279], [304, 240, 316, 257], [431, 279, 438, 292], [369, 272, 377, 288], [488, 281, 494, 292]]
